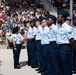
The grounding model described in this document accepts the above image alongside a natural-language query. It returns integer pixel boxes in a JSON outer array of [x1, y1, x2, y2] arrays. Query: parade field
[[0, 48, 76, 75], [0, 48, 40, 75]]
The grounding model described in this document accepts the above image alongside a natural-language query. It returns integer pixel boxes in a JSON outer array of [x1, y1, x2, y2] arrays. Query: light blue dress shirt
[[36, 25, 42, 40], [48, 24, 57, 42], [13, 33, 23, 44], [10, 34, 16, 40], [72, 26, 76, 40], [27, 27, 33, 39], [27, 27, 36, 39], [56, 22, 73, 44], [41, 26, 50, 45]]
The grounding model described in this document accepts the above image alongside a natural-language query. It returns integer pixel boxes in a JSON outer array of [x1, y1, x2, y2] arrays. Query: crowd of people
[[0, 0, 46, 48], [0, 0, 76, 75], [0, 0, 76, 47]]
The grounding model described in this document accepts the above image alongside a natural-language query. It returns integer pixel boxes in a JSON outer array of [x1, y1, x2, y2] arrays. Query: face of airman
[[73, 19, 76, 26], [41, 20, 47, 27], [57, 14, 64, 23], [47, 18, 54, 26], [35, 21, 40, 27]]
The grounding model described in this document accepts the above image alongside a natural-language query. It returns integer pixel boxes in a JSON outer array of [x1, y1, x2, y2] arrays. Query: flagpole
[[70, 0, 73, 26]]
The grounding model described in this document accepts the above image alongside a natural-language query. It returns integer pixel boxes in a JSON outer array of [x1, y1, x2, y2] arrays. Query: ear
[[51, 19, 54, 23]]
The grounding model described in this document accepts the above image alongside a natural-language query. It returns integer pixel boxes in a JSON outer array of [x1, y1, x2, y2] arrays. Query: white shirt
[[72, 26, 76, 40], [56, 22, 73, 44], [36, 25, 42, 40], [27, 27, 33, 39], [48, 24, 57, 42], [12, 33, 23, 44], [27, 27, 36, 39], [41, 26, 50, 45], [10, 34, 16, 40]]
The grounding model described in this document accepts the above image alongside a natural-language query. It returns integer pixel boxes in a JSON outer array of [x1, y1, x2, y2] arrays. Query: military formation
[[10, 10, 76, 75]]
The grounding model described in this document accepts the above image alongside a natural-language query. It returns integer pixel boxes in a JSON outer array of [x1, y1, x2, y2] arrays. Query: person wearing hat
[[11, 27, 24, 69], [27, 19, 38, 68], [40, 17, 52, 75], [47, 14, 62, 75], [56, 10, 74, 75], [25, 21, 33, 66], [35, 18, 45, 73], [10, 27, 19, 69], [65, 17, 73, 32], [72, 16, 76, 73]]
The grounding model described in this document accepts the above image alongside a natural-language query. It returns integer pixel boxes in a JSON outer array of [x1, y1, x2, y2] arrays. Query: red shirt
[[2, 13, 5, 20]]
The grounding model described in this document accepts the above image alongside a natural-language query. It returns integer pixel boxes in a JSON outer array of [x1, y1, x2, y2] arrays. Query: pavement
[[0, 48, 40, 75], [0, 45, 76, 75]]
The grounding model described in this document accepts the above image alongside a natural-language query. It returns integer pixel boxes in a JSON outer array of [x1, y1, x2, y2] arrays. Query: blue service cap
[[30, 19, 36, 23], [47, 14, 57, 23], [13, 27, 19, 33], [39, 16, 44, 21], [35, 18, 41, 22], [73, 16, 76, 20], [57, 10, 69, 17], [26, 20, 31, 23], [66, 17, 71, 21], [41, 17, 47, 22]]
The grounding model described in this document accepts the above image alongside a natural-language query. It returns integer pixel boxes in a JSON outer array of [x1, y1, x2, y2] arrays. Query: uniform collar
[[58, 22, 66, 28], [37, 25, 41, 28], [49, 24, 55, 28], [29, 27, 31, 29], [42, 26, 48, 29]]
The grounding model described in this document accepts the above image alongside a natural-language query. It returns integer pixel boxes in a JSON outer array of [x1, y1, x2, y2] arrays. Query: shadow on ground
[[0, 60, 2, 66], [20, 61, 28, 67], [0, 60, 2, 75]]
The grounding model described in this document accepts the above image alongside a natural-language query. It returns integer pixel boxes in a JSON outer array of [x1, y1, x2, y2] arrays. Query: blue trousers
[[74, 41, 76, 51], [49, 42, 62, 75], [42, 44, 53, 75], [13, 44, 21, 67], [27, 40, 38, 66], [58, 44, 72, 75], [36, 40, 45, 71], [73, 41, 76, 71], [73, 56, 76, 71], [27, 40, 33, 64]]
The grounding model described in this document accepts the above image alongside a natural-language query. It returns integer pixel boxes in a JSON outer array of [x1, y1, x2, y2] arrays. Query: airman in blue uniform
[[10, 28, 17, 69], [47, 14, 62, 75], [35, 18, 45, 73], [56, 11, 74, 75], [10, 27, 23, 69], [26, 21, 33, 66], [72, 16, 76, 73], [29, 19, 38, 68], [40, 18, 53, 75]]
